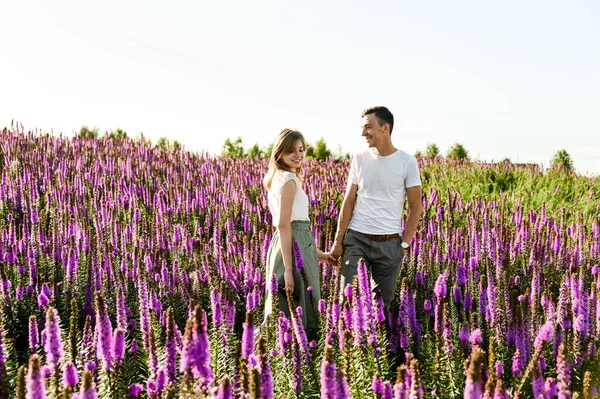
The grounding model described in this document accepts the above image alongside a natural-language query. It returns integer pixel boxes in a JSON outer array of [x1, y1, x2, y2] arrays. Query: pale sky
[[1, 0, 599, 174]]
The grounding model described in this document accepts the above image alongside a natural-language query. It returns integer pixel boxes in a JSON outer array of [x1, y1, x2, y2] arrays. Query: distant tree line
[[77, 126, 181, 151], [78, 126, 575, 172], [221, 137, 350, 162], [414, 142, 574, 172]]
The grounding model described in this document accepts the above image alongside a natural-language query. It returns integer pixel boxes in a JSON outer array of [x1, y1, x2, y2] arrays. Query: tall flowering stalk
[[180, 305, 213, 392], [43, 307, 64, 373], [464, 345, 485, 399], [0, 308, 8, 399], [556, 343, 572, 399], [241, 312, 255, 359], [165, 307, 178, 386], [26, 354, 46, 399], [79, 370, 98, 399], [257, 337, 273, 399], [28, 315, 38, 351], [94, 292, 113, 371], [321, 345, 337, 399]]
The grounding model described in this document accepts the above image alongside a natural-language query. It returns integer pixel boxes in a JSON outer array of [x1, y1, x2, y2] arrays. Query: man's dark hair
[[362, 106, 394, 134]]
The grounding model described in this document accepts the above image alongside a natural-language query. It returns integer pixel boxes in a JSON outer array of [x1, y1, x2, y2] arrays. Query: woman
[[263, 128, 334, 331]]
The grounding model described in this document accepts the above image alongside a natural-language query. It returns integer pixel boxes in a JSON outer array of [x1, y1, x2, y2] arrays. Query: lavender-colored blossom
[[129, 383, 144, 397], [459, 324, 470, 342], [494, 379, 508, 399], [494, 360, 503, 378], [216, 377, 233, 399], [112, 328, 126, 366], [155, 367, 167, 392], [165, 307, 178, 385], [534, 322, 554, 349], [37, 293, 49, 309], [131, 338, 139, 353], [372, 373, 384, 394], [318, 299, 327, 313], [556, 344, 572, 399], [457, 265, 467, 286], [26, 354, 46, 399], [532, 370, 546, 398], [464, 292, 473, 311], [277, 312, 291, 354], [146, 378, 156, 398], [337, 370, 350, 399], [512, 350, 523, 378], [63, 361, 78, 387], [241, 312, 255, 358], [320, 345, 337, 399], [464, 346, 484, 399], [292, 240, 304, 272], [469, 328, 482, 346], [29, 315, 38, 350], [344, 284, 353, 299], [179, 305, 213, 389], [434, 273, 448, 298], [545, 378, 557, 398], [453, 285, 463, 303], [94, 292, 113, 371], [423, 299, 432, 311], [43, 307, 64, 370]]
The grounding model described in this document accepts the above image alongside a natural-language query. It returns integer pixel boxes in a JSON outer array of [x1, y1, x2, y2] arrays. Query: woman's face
[[280, 139, 305, 172]]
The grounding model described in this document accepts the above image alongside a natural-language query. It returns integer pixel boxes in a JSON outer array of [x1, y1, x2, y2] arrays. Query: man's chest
[[358, 162, 405, 192]]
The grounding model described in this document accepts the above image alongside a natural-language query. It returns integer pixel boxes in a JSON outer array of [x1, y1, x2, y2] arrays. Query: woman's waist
[[290, 220, 311, 230], [272, 220, 311, 230]]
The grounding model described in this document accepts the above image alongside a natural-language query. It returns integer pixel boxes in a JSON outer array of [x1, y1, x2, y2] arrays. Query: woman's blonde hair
[[263, 128, 306, 191]]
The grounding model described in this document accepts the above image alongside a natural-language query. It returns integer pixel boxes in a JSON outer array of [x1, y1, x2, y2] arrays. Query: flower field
[[0, 125, 599, 398]]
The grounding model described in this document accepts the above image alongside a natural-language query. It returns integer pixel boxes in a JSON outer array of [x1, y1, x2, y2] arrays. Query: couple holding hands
[[263, 106, 422, 330]]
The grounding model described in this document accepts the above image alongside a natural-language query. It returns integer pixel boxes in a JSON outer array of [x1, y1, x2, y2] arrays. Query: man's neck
[[373, 143, 397, 157]]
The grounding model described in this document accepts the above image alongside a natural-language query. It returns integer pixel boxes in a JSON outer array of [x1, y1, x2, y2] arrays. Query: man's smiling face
[[361, 113, 388, 148]]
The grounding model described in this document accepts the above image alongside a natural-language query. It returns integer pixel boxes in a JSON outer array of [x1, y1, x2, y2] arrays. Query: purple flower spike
[[292, 240, 304, 272], [37, 293, 49, 309], [94, 292, 113, 371], [434, 273, 447, 298], [495, 360, 503, 378], [129, 383, 144, 397], [216, 377, 233, 399], [112, 328, 126, 366], [131, 339, 139, 353], [63, 361, 78, 387], [344, 284, 353, 298], [43, 307, 64, 370], [459, 324, 470, 342], [321, 346, 337, 399], [241, 312, 255, 358], [469, 328, 482, 346], [423, 299, 432, 311], [534, 322, 554, 349], [26, 354, 46, 399], [29, 315, 38, 350], [318, 299, 327, 313], [372, 373, 384, 394]]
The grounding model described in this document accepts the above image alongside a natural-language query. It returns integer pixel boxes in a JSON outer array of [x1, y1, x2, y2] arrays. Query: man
[[331, 106, 422, 310]]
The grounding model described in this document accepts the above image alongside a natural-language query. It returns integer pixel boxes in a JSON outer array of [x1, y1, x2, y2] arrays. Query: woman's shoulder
[[275, 170, 297, 183], [270, 170, 297, 191]]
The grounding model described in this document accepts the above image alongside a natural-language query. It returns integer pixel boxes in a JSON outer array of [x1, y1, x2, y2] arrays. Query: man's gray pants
[[340, 229, 404, 310]]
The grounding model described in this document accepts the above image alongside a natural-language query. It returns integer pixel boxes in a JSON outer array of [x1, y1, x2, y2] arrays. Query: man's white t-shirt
[[268, 171, 310, 227], [347, 149, 421, 235]]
